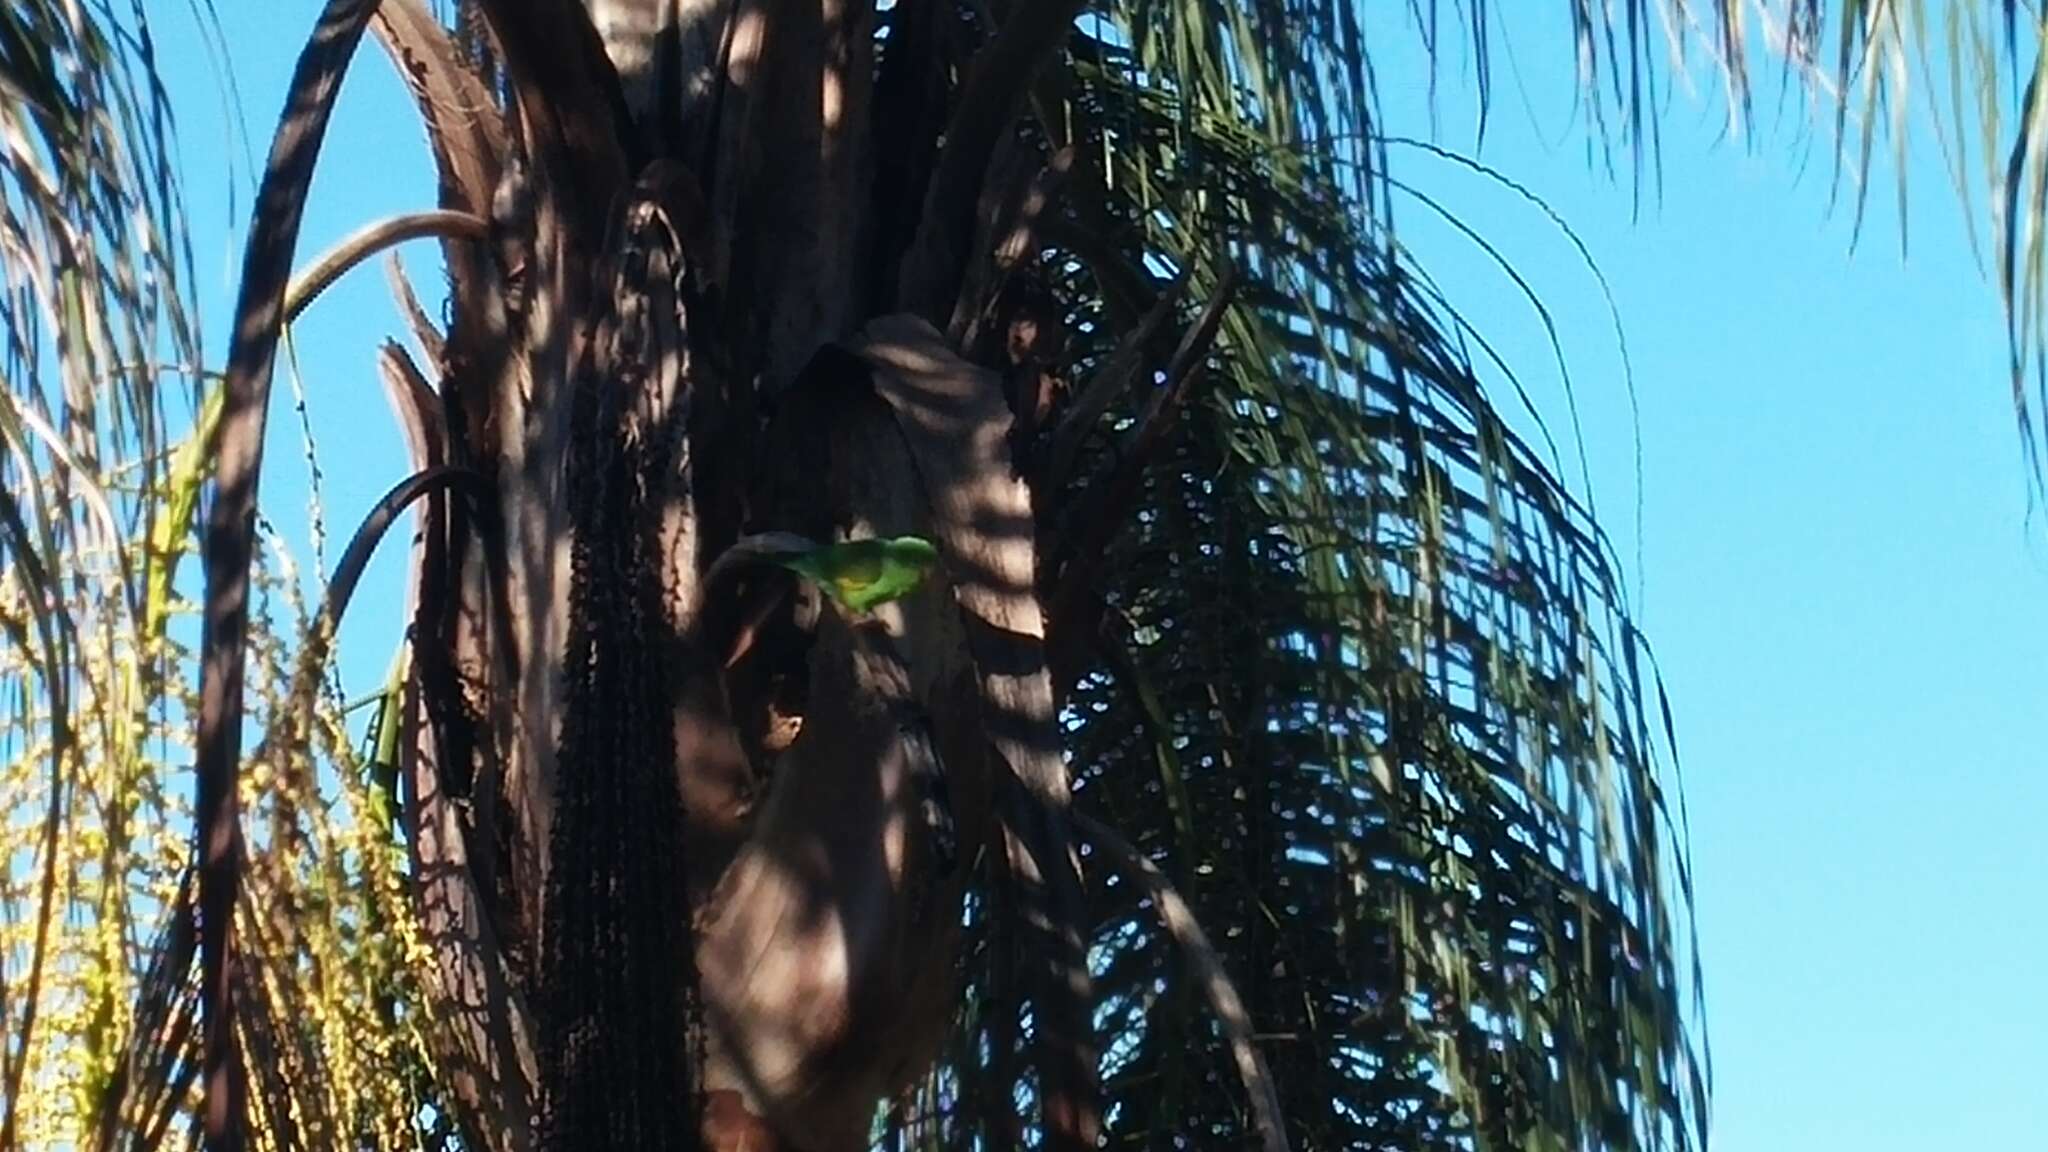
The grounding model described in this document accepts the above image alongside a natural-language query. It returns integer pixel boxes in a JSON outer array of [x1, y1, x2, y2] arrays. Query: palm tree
[[0, 2, 2034, 1150]]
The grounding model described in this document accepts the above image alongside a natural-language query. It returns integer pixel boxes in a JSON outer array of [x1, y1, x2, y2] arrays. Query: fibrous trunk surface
[[368, 2, 1094, 1149]]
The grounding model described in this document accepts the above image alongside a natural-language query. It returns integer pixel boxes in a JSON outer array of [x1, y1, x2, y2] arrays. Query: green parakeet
[[774, 535, 942, 614]]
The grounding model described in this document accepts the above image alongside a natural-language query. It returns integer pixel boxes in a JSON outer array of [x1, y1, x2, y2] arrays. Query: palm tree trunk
[[366, 2, 1094, 1147]]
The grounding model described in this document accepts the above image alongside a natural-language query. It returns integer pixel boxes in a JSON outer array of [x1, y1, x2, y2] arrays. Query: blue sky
[[151, 7, 2048, 1150]]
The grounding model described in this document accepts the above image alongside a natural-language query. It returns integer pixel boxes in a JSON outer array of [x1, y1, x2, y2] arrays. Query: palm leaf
[[1, 1, 201, 1144], [948, 5, 1711, 1148]]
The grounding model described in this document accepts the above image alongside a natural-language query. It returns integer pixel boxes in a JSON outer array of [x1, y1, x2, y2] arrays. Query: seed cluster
[[538, 228, 699, 1149]]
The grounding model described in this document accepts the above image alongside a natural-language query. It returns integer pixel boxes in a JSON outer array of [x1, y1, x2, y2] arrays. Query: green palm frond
[[0, 4, 449, 1146], [869, 4, 1709, 1149], [1, 1, 200, 1144], [1811, 1, 2048, 485], [1049, 7, 1701, 1148]]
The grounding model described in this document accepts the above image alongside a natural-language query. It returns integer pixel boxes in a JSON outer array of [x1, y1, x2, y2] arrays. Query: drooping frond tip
[[1048, 3, 1714, 1148], [1385, 3, 2047, 486]]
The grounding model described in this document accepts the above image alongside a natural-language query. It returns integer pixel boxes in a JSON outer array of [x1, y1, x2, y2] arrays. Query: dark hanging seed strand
[[539, 326, 697, 1149]]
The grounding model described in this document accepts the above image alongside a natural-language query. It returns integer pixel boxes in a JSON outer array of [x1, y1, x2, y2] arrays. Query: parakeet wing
[[775, 536, 941, 613]]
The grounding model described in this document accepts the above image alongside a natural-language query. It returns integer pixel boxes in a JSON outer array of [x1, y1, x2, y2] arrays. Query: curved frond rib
[[284, 210, 489, 322], [283, 466, 494, 735], [192, 2, 381, 1145]]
